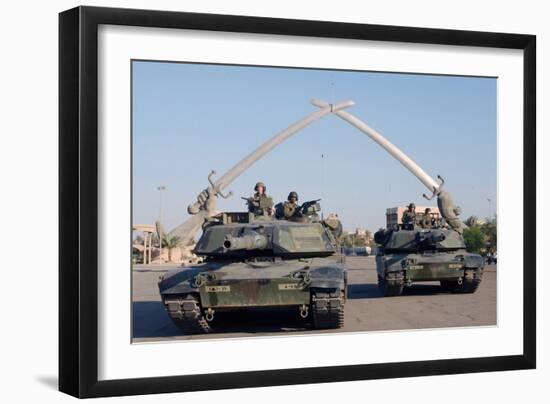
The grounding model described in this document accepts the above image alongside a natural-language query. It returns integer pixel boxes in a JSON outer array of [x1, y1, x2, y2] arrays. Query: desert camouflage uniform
[[247, 193, 274, 216], [402, 209, 416, 230], [283, 201, 299, 219]]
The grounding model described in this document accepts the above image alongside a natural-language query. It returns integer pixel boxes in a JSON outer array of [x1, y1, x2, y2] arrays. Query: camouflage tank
[[158, 201, 346, 334], [374, 224, 484, 296]]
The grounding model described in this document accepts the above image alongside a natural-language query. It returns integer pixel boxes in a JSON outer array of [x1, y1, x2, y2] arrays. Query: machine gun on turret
[[299, 199, 321, 217]]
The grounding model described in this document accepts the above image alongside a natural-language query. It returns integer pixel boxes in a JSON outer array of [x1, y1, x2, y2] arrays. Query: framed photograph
[[59, 6, 536, 398]]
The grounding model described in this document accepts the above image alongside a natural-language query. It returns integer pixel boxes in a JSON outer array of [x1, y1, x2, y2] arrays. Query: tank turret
[[193, 206, 338, 259], [375, 227, 466, 253]]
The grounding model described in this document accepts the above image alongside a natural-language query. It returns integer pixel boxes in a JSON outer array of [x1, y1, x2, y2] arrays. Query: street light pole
[[157, 185, 165, 262]]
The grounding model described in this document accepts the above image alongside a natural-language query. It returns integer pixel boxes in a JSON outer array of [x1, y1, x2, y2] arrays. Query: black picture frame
[[59, 5, 536, 398]]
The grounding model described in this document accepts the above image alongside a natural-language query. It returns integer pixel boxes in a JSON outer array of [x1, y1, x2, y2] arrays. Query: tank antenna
[[321, 153, 325, 221]]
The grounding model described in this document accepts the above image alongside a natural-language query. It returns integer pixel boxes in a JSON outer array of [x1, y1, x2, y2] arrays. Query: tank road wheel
[[311, 291, 345, 329], [440, 268, 483, 294], [378, 272, 404, 297], [163, 294, 213, 334]]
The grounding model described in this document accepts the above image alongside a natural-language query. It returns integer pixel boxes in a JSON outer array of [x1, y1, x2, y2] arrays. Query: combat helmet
[[254, 181, 266, 192], [288, 191, 298, 201]]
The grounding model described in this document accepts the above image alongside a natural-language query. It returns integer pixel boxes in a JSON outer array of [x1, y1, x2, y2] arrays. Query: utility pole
[[157, 185, 166, 262]]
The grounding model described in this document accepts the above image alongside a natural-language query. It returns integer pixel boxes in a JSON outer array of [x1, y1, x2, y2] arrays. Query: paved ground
[[132, 256, 496, 342]]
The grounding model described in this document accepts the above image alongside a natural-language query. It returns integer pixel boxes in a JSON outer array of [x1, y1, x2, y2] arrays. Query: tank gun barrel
[[419, 231, 446, 247], [223, 233, 269, 251]]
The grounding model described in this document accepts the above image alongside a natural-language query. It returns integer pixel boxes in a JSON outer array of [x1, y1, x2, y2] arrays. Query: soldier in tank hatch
[[246, 181, 274, 216], [402, 203, 416, 230], [422, 207, 434, 229], [283, 191, 299, 219]]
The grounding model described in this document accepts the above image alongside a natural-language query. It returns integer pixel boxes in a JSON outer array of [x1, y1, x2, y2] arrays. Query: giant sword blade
[[169, 100, 355, 246], [311, 99, 465, 233]]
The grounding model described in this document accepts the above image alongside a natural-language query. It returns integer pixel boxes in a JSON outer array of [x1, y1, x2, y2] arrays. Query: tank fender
[[464, 254, 485, 269], [381, 255, 406, 273], [160, 280, 197, 295], [308, 266, 346, 290], [158, 267, 204, 294], [309, 278, 345, 290]]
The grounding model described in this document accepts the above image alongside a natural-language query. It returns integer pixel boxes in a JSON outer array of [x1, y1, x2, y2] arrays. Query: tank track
[[378, 272, 404, 297], [440, 268, 483, 294], [311, 291, 345, 329], [458, 268, 483, 293], [163, 295, 212, 334]]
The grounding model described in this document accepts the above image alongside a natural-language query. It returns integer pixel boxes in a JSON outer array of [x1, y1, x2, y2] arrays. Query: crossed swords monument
[[168, 99, 465, 249]]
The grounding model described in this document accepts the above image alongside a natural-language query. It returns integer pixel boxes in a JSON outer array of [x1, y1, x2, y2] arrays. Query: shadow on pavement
[[347, 283, 382, 299], [348, 282, 450, 299], [133, 301, 182, 338], [133, 301, 311, 339], [402, 283, 451, 296]]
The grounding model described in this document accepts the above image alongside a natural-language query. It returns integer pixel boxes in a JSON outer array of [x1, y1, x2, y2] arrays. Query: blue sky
[[132, 61, 496, 233]]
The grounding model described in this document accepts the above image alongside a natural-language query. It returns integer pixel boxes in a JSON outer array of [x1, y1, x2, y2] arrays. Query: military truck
[[374, 224, 484, 296], [158, 202, 346, 334]]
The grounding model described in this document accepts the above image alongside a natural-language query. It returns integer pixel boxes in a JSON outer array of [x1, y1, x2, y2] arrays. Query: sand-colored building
[[132, 223, 200, 265]]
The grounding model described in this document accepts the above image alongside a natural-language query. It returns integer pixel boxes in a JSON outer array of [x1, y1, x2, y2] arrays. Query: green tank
[[158, 202, 346, 334], [374, 225, 484, 296]]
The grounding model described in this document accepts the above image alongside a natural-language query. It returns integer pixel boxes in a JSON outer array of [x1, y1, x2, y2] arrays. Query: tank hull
[[376, 252, 484, 282], [199, 278, 311, 308], [376, 251, 484, 296], [159, 257, 346, 332]]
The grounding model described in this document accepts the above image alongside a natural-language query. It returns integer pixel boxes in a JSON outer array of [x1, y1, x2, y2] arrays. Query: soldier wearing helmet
[[421, 207, 434, 229], [246, 181, 274, 216], [283, 191, 299, 219], [401, 202, 417, 230]]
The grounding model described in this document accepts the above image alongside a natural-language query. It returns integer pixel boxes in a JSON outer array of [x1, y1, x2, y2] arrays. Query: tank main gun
[[223, 233, 270, 251], [418, 230, 447, 248]]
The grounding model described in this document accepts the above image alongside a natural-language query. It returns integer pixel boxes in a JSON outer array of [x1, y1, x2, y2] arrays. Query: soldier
[[283, 191, 299, 219], [422, 207, 434, 229], [401, 203, 416, 230], [246, 181, 274, 216]]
